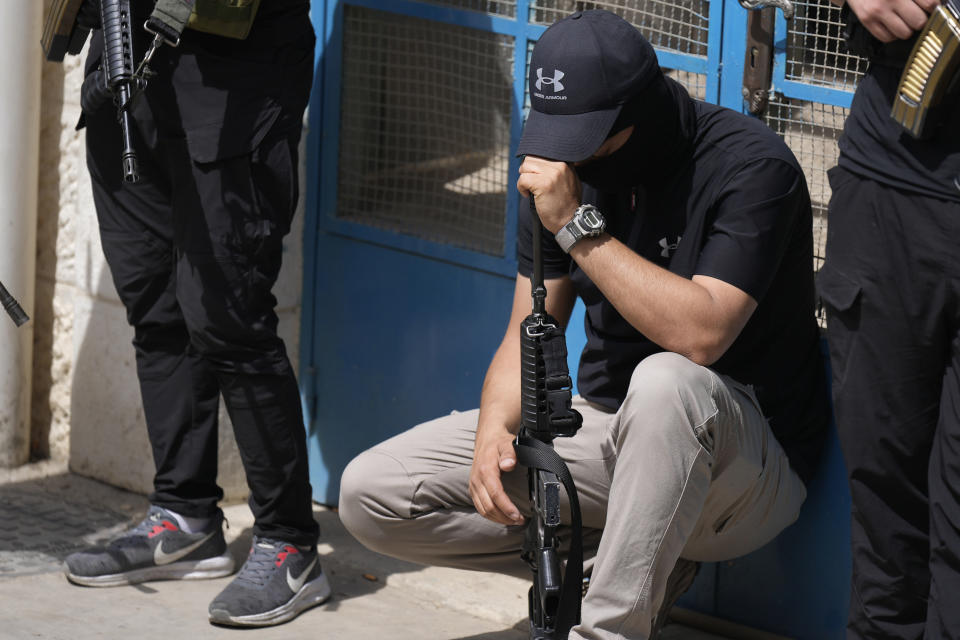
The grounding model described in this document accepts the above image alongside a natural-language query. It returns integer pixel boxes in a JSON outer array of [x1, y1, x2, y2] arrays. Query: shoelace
[[232, 539, 286, 589], [109, 509, 169, 549]]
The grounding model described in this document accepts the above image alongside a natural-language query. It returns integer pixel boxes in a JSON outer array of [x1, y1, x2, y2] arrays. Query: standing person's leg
[[63, 52, 231, 588], [168, 38, 318, 546], [821, 168, 949, 639], [162, 36, 330, 626], [89, 108, 223, 518], [924, 199, 960, 640]]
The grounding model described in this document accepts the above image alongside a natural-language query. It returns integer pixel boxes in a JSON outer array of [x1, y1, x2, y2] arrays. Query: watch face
[[580, 206, 604, 232]]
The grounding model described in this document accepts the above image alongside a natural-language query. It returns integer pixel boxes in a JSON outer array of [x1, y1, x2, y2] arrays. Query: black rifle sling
[[146, 0, 197, 44], [515, 435, 584, 636], [541, 328, 580, 435]]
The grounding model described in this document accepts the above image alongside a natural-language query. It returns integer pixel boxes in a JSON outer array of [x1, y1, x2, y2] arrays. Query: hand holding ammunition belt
[[891, 0, 960, 137], [841, 0, 960, 139]]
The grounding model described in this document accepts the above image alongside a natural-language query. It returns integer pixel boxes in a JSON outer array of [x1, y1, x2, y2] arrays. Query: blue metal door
[[302, 1, 859, 636]]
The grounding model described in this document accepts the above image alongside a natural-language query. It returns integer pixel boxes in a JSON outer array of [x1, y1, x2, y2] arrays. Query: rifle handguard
[[520, 315, 582, 441], [99, 0, 141, 182]]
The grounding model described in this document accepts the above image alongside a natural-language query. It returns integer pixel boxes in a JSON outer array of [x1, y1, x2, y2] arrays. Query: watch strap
[[556, 223, 579, 253], [556, 204, 604, 253]]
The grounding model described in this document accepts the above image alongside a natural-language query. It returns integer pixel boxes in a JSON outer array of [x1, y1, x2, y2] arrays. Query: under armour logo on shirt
[[535, 68, 565, 92], [659, 235, 681, 258]]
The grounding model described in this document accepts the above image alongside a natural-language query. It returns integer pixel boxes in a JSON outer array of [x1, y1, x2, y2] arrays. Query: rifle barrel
[[530, 198, 546, 317], [101, 0, 141, 182], [0, 280, 29, 327]]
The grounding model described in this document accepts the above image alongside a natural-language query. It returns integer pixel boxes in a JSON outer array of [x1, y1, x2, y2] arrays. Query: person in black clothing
[[338, 10, 830, 638], [819, 0, 960, 636], [60, 0, 330, 627]]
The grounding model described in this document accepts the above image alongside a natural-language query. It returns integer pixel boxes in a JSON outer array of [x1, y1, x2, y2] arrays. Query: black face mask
[[574, 127, 647, 192], [575, 75, 697, 193]]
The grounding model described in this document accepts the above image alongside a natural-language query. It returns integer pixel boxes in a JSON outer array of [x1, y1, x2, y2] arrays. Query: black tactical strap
[[146, 0, 196, 44], [515, 435, 583, 636], [540, 328, 580, 435]]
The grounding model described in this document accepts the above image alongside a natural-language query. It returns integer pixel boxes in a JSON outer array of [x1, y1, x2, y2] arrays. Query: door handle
[[740, 4, 779, 115], [739, 0, 795, 21]]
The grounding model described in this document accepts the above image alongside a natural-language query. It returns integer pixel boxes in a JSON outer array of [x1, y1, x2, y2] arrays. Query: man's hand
[[846, 0, 938, 41], [470, 427, 525, 526], [517, 156, 582, 234]]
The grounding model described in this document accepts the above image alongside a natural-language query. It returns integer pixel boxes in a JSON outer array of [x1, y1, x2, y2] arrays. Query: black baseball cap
[[517, 10, 661, 162]]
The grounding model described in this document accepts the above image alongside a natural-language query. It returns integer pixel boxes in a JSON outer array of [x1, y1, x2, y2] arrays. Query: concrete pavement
[[0, 462, 738, 640]]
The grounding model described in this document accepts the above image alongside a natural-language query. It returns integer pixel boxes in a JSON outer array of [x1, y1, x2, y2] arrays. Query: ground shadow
[[0, 472, 147, 576]]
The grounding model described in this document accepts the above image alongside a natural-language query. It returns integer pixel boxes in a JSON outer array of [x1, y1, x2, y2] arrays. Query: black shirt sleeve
[[694, 158, 806, 302], [516, 195, 572, 279]]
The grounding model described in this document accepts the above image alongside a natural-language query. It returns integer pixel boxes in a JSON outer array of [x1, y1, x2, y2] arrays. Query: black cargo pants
[[82, 27, 319, 546], [819, 165, 960, 640]]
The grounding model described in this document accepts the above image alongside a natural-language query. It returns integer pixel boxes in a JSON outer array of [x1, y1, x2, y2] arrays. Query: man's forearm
[[569, 234, 754, 366], [476, 337, 523, 441], [475, 275, 576, 442]]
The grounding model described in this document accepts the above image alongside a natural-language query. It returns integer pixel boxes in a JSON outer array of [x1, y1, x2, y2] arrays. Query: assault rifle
[[891, 0, 960, 138], [42, 0, 143, 182], [97, 0, 141, 182], [1, 280, 29, 327], [513, 198, 584, 639]]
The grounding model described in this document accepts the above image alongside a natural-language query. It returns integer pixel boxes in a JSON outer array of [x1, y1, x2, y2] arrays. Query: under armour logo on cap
[[536, 68, 565, 93], [517, 10, 662, 162]]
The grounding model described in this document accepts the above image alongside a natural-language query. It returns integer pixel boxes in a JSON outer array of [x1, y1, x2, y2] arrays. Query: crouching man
[[339, 10, 830, 639]]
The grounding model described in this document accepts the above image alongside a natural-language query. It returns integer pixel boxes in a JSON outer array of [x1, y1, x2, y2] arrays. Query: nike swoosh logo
[[154, 530, 215, 566], [287, 556, 319, 593]]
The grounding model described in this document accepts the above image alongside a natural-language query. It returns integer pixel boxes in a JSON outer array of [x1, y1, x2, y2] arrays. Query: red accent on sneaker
[[148, 520, 179, 538], [275, 545, 299, 567]]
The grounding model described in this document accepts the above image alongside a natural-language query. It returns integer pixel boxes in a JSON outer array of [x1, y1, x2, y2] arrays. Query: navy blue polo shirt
[[517, 100, 830, 485]]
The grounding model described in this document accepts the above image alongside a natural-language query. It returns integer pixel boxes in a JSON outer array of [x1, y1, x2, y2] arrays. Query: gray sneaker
[[63, 505, 235, 587], [208, 536, 331, 627]]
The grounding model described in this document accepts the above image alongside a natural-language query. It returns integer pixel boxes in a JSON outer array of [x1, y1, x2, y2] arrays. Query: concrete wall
[[29, 0, 308, 502]]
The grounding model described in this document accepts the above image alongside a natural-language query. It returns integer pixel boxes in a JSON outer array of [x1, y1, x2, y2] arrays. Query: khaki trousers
[[339, 352, 807, 639]]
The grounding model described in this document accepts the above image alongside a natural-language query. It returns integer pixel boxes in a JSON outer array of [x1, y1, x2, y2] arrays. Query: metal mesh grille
[[763, 94, 848, 275], [529, 0, 709, 57], [785, 0, 866, 89], [419, 0, 516, 17], [665, 68, 707, 101], [336, 6, 515, 256]]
